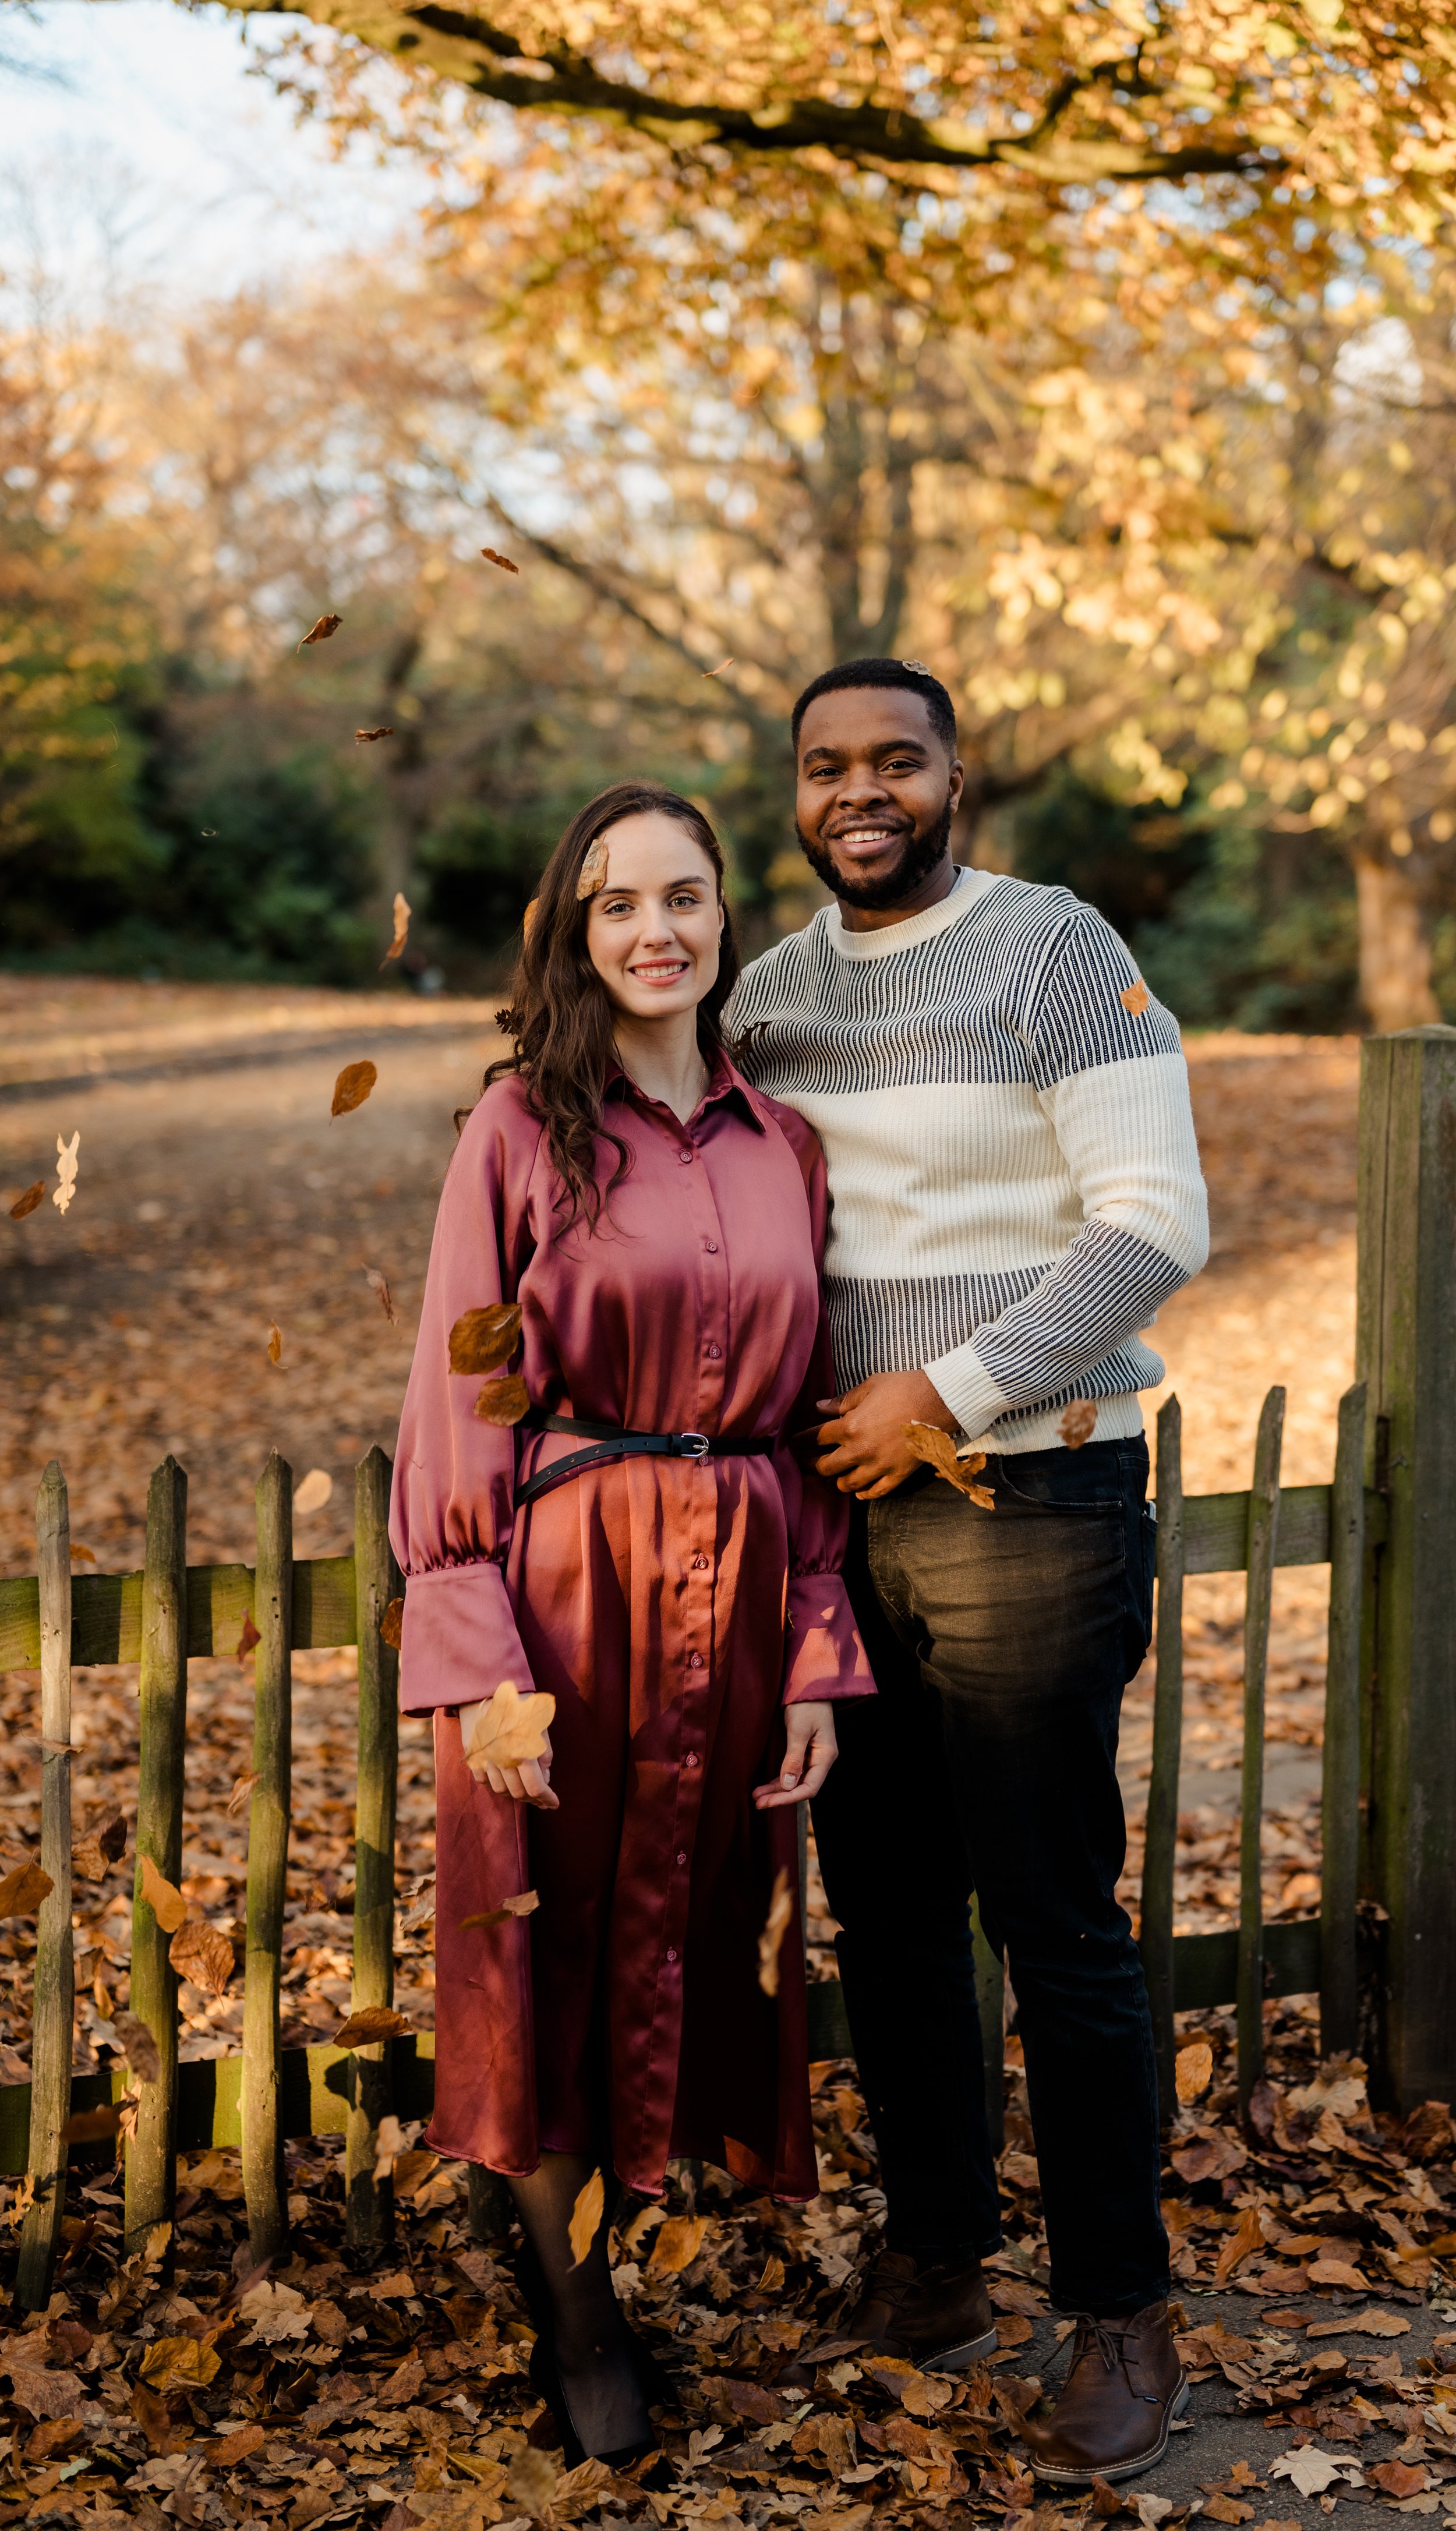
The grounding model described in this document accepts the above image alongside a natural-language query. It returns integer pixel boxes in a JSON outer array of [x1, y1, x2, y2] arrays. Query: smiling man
[[730, 658, 1208, 2486]]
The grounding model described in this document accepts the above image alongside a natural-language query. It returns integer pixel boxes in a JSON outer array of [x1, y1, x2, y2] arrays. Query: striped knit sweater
[[729, 864, 1208, 1454]]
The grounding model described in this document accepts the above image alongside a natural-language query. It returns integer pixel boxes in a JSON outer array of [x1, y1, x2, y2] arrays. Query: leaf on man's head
[[379, 1596, 405, 1650], [468, 1682, 555, 1772], [0, 1857, 53, 1917], [757, 1867, 794, 1998], [461, 1889, 539, 1930], [110, 2009, 162, 2085], [363, 1263, 398, 1324], [904, 1422, 995, 1508], [336, 2004, 411, 2049], [9, 1182, 45, 1220], [331, 1059, 377, 1116], [355, 726, 394, 744], [480, 547, 520, 573], [1059, 1398, 1098, 1451], [448, 1303, 522, 1374], [137, 1853, 188, 1934], [568, 2168, 605, 2268], [474, 1373, 529, 1426], [1120, 978, 1151, 1016], [576, 835, 610, 899], [380, 891, 411, 966], [169, 1921, 235, 1998], [298, 613, 342, 649]]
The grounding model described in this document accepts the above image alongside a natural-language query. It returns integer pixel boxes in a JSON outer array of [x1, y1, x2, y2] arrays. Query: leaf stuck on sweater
[[480, 547, 519, 573], [137, 1853, 188, 1933], [298, 613, 342, 649], [9, 1181, 45, 1219], [169, 1920, 235, 1997], [758, 1867, 794, 1998], [336, 2004, 411, 2048], [577, 835, 610, 898], [379, 1596, 405, 1650], [0, 1858, 53, 1916], [448, 1303, 522, 1373], [1120, 978, 1151, 1016], [467, 1681, 555, 1772], [461, 1889, 540, 1931], [380, 890, 411, 965], [355, 726, 394, 744], [110, 2010, 162, 2084], [1059, 1398, 1098, 1450], [568, 2168, 605, 2268], [331, 1059, 377, 1116], [294, 1466, 333, 1516], [474, 1372, 530, 1425], [903, 1422, 994, 1507], [54, 1130, 79, 1215]]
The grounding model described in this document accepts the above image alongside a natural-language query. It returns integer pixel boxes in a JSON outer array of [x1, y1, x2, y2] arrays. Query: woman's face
[[584, 812, 722, 1025]]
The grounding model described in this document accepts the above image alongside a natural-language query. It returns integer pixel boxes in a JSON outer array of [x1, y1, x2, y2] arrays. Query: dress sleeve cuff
[[398, 1561, 534, 1715], [922, 1339, 1012, 1445], [783, 1572, 877, 1706]]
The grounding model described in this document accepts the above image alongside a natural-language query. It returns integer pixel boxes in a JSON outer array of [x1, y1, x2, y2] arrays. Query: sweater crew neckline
[[825, 861, 1000, 959]]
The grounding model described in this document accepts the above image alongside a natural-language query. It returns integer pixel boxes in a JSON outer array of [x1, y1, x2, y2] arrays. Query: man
[[730, 657, 1208, 2486]]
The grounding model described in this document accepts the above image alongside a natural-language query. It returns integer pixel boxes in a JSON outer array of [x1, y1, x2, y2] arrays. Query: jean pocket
[[1123, 1501, 1156, 1677]]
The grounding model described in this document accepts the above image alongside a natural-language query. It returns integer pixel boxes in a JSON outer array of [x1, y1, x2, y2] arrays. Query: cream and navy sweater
[[730, 864, 1208, 1454]]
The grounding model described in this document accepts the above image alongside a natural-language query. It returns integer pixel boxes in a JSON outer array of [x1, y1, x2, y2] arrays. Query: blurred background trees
[[8, 0, 1456, 1025]]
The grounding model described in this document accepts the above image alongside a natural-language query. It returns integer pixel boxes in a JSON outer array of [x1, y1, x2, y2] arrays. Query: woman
[[389, 782, 874, 2463]]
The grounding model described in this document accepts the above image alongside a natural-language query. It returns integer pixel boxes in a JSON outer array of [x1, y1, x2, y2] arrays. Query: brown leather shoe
[[1019, 2301, 1188, 2485], [777, 2250, 996, 2388]]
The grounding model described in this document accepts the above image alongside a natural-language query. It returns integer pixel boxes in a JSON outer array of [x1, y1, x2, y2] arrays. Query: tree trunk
[[1353, 852, 1441, 1033]]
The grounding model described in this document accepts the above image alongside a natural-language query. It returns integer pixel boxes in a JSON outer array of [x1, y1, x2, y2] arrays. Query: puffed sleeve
[[769, 1115, 877, 1708], [388, 1087, 543, 1715]]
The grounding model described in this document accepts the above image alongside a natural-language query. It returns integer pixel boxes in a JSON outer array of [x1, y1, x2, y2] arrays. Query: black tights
[[508, 2151, 651, 2458]]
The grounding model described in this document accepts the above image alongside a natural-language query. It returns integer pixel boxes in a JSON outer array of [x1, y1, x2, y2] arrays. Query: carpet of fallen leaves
[[9, 989, 1448, 2531]]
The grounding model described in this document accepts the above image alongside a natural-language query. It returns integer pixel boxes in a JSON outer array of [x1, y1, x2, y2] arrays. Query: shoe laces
[[1067, 2313, 1133, 2389]]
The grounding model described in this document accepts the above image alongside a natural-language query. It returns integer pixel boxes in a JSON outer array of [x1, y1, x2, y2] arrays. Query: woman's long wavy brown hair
[[480, 782, 740, 1233]]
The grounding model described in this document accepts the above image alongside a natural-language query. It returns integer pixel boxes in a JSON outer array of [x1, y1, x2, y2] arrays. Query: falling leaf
[[379, 1596, 404, 1650], [0, 1858, 53, 1916], [169, 1921, 235, 1997], [363, 1263, 398, 1324], [480, 546, 520, 574], [577, 835, 610, 898], [1059, 1397, 1098, 1450], [904, 1421, 995, 1507], [474, 1372, 530, 1425], [373, 2114, 408, 2183], [467, 1681, 556, 1772], [702, 656, 736, 677], [236, 1613, 260, 1662], [335, 2004, 412, 2048], [53, 1130, 79, 1216], [356, 726, 394, 743], [72, 1818, 125, 1882], [226, 1766, 259, 1818], [267, 1323, 283, 1367], [448, 1303, 522, 1373], [508, 2449, 558, 2521], [69, 1542, 95, 1563], [647, 2212, 708, 2275], [110, 2010, 161, 2084], [461, 1889, 540, 1929], [380, 890, 411, 966], [758, 1866, 794, 1998], [60, 2104, 122, 2145], [331, 1059, 377, 1116], [1120, 978, 1151, 1016], [294, 1466, 333, 1516], [568, 2168, 605, 2268], [137, 1853, 188, 1933], [140, 2335, 221, 2392], [298, 613, 342, 649], [9, 1180, 45, 1219], [1176, 2039, 1214, 2102]]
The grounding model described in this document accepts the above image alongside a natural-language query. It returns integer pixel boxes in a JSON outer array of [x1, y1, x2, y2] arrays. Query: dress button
[[685, 1752, 699, 1769], [666, 1947, 678, 1963], [704, 1240, 718, 1253], [706, 1343, 722, 1360], [688, 1651, 704, 1669], [678, 1149, 694, 1165], [692, 1553, 709, 1571], [677, 1850, 687, 1866]]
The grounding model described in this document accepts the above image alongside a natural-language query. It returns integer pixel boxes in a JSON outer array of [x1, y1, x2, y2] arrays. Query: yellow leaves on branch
[[904, 1422, 995, 1507], [448, 1303, 522, 1373], [568, 2167, 605, 2268], [298, 613, 342, 649], [758, 1867, 794, 1998], [467, 1680, 556, 1772], [380, 890, 411, 965], [331, 1059, 377, 1116]]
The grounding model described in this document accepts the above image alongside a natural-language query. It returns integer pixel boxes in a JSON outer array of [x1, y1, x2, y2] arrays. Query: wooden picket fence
[[0, 1376, 1376, 2310]]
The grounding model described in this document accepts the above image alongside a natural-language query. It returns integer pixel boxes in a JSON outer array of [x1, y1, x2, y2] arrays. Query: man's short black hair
[[791, 656, 958, 755]]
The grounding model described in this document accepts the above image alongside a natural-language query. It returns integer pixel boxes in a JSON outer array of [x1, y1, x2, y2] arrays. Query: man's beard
[[794, 793, 955, 911]]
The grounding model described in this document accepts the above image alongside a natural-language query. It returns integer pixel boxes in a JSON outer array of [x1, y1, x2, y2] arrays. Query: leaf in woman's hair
[[757, 1867, 794, 1998], [1059, 1398, 1098, 1450], [576, 835, 610, 899], [469, 1681, 555, 1770], [474, 1373, 529, 1426], [568, 2168, 605, 2268], [448, 1303, 522, 1374], [904, 1422, 995, 1508]]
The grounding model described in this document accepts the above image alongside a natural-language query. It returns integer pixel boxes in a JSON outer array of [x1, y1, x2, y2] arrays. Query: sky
[[0, 2, 430, 300]]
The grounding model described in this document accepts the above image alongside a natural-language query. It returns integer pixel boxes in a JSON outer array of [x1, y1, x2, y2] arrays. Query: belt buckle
[[676, 1431, 711, 1458]]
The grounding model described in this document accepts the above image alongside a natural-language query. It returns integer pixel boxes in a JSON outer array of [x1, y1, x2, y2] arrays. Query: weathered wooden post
[[347, 1448, 400, 2256], [1142, 1397, 1185, 2123], [1321, 1386, 1366, 2060], [126, 1458, 189, 2257], [1237, 1387, 1284, 2126], [243, 1453, 292, 2263], [16, 1464, 74, 2310], [1356, 1027, 1456, 2106]]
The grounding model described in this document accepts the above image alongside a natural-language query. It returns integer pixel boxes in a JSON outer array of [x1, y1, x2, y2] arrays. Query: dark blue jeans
[[812, 1436, 1169, 2317]]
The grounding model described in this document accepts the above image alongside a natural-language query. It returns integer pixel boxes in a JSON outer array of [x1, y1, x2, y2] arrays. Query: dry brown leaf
[[61, 2104, 122, 2144], [468, 1681, 556, 1771], [356, 725, 394, 743], [904, 1421, 995, 1507], [508, 2449, 558, 2521], [331, 1059, 377, 1116], [1090, 2479, 1123, 2521], [1120, 978, 1151, 1016], [461, 1889, 540, 1931], [474, 1372, 530, 1425], [522, 896, 539, 941], [227, 1768, 259, 1819], [380, 890, 411, 966], [139, 2333, 221, 2392], [1214, 2203, 1269, 2285], [373, 2115, 408, 2182], [1203, 2500, 1253, 2526], [1308, 2254, 1368, 2290], [480, 546, 520, 574], [448, 1302, 522, 1373], [363, 1262, 398, 1324], [335, 2004, 411, 2048], [69, 1542, 95, 1563], [647, 2212, 708, 2276], [577, 835, 610, 898], [237, 1612, 260, 1662], [1059, 1398, 1098, 1450], [110, 2010, 161, 2084], [9, 1180, 45, 1219], [267, 1322, 283, 1368], [1369, 2464, 1428, 2499], [379, 1596, 405, 1650], [568, 2167, 605, 2269], [137, 1852, 188, 1933], [702, 656, 736, 677], [72, 1829, 118, 1883], [298, 613, 342, 649], [0, 1858, 53, 1917], [1176, 2039, 1214, 2103], [1307, 2307, 1409, 2337], [208, 2426, 266, 2468], [758, 1866, 794, 1998], [294, 1466, 333, 1515], [169, 1920, 235, 1998], [53, 1130, 79, 1217]]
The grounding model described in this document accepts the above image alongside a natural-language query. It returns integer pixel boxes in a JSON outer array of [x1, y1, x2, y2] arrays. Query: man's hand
[[460, 1696, 559, 1809], [752, 1701, 838, 1809], [815, 1368, 959, 1500]]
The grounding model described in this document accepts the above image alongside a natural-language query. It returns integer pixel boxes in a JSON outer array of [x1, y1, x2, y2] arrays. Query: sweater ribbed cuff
[[922, 1340, 1013, 1447]]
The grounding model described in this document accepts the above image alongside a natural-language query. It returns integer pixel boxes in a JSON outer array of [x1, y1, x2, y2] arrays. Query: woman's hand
[[459, 1697, 560, 1810], [752, 1701, 838, 1809]]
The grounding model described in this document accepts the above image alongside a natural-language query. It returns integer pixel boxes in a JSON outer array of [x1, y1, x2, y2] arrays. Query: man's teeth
[[839, 827, 896, 843]]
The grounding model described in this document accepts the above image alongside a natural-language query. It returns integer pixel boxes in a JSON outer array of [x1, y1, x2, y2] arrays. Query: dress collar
[[606, 1045, 768, 1134]]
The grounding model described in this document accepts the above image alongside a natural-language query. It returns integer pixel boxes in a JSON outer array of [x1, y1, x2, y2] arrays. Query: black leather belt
[[514, 1412, 778, 1511]]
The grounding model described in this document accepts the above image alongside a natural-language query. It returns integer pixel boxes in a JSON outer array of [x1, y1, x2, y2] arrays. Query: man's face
[[795, 686, 965, 909]]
